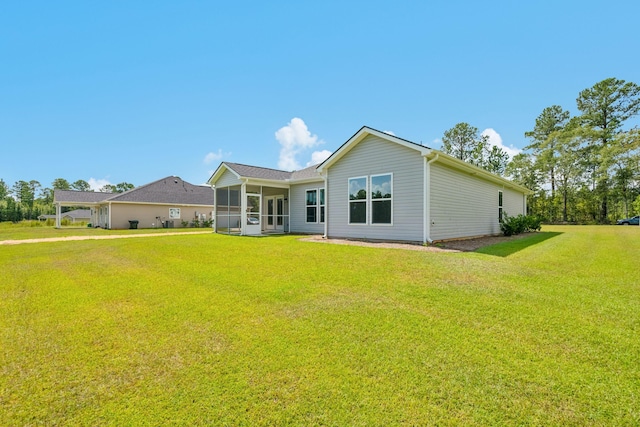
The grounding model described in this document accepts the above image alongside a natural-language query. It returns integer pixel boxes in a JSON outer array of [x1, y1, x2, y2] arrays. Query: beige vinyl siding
[[290, 181, 325, 234], [109, 203, 213, 229], [326, 134, 424, 241], [429, 162, 525, 241], [215, 169, 242, 188]]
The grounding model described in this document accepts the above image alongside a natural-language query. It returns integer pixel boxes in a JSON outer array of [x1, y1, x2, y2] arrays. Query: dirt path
[[0, 231, 213, 246], [299, 233, 534, 253]]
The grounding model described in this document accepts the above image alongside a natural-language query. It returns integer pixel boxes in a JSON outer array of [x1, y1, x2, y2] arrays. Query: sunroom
[[214, 183, 290, 235]]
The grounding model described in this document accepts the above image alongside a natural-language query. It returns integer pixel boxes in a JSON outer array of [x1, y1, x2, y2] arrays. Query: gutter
[[423, 153, 439, 244]]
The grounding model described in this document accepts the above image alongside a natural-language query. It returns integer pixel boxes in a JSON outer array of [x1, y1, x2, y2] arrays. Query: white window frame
[[319, 188, 325, 224], [370, 173, 393, 226], [498, 190, 503, 223], [169, 208, 181, 219], [348, 176, 368, 225], [305, 189, 318, 224]]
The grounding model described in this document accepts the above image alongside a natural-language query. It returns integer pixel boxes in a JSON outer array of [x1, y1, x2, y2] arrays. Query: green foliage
[[500, 212, 542, 236], [442, 122, 509, 175], [514, 77, 640, 224]]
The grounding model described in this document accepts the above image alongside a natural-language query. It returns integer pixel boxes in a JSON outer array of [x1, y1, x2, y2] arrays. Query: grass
[[1, 225, 639, 425]]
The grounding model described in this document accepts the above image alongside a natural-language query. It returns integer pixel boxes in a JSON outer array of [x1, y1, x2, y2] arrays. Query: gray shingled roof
[[290, 164, 321, 180], [54, 176, 214, 206], [223, 162, 321, 182], [54, 190, 110, 204]]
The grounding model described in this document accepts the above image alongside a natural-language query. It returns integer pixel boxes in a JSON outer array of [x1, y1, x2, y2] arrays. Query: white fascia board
[[429, 151, 532, 194], [207, 163, 241, 185]]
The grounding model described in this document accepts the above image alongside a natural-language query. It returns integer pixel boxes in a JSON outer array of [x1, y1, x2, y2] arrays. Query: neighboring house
[[53, 176, 215, 229], [208, 126, 530, 243], [38, 209, 92, 223]]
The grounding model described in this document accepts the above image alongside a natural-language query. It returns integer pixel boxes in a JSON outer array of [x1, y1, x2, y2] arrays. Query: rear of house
[[208, 126, 530, 243]]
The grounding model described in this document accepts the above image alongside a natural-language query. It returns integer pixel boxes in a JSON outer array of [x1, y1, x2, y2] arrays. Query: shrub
[[500, 212, 542, 236]]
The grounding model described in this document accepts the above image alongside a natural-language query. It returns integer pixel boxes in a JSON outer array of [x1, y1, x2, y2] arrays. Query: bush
[[500, 213, 542, 236]]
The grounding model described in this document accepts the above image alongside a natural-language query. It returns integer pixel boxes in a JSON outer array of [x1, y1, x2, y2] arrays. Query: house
[[38, 209, 92, 223], [207, 126, 530, 243], [53, 176, 215, 229]]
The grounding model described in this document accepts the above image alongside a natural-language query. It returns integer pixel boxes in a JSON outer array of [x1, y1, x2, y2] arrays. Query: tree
[[115, 182, 134, 193], [0, 179, 8, 200], [71, 180, 91, 192], [576, 78, 640, 222], [483, 145, 510, 175], [442, 123, 510, 175], [525, 105, 571, 201], [99, 184, 117, 193], [52, 178, 71, 190], [441, 122, 488, 166]]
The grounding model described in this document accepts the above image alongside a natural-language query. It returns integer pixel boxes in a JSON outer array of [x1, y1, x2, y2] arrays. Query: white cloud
[[307, 149, 332, 166], [203, 149, 226, 164], [88, 178, 111, 191], [481, 128, 521, 159], [275, 118, 323, 170], [383, 130, 396, 136]]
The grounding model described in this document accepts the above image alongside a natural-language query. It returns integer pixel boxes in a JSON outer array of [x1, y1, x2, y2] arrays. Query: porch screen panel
[[216, 186, 241, 234]]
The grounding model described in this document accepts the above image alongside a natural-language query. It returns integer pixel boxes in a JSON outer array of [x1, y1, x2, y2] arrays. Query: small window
[[306, 189, 317, 223], [498, 191, 503, 222], [319, 188, 325, 223], [169, 208, 181, 219], [371, 174, 392, 224], [348, 177, 367, 224]]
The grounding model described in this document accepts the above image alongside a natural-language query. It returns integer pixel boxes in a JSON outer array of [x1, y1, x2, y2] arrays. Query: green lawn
[[1, 226, 639, 425]]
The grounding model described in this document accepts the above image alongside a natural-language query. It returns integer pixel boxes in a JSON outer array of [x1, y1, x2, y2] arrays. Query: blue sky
[[2, 1, 639, 190]]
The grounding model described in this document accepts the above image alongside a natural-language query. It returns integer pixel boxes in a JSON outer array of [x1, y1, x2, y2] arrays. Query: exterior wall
[[290, 180, 325, 234], [109, 203, 214, 229], [326, 134, 424, 241], [215, 169, 243, 188], [429, 162, 525, 241]]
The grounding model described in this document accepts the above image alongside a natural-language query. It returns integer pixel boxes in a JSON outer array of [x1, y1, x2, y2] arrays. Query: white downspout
[[322, 171, 328, 238], [108, 202, 112, 229], [424, 153, 439, 244]]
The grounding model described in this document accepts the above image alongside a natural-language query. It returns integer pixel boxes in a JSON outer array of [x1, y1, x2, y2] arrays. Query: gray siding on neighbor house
[[290, 181, 325, 234], [429, 162, 525, 241], [216, 169, 242, 188], [326, 134, 424, 241]]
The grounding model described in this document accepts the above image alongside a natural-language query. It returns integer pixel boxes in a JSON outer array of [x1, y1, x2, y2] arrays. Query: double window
[[306, 188, 325, 224], [348, 174, 392, 225]]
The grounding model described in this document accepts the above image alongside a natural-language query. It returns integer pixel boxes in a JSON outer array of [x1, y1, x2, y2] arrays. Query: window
[[169, 208, 181, 219], [371, 174, 392, 224], [498, 191, 503, 222], [349, 177, 367, 224], [306, 189, 317, 223], [319, 188, 325, 223]]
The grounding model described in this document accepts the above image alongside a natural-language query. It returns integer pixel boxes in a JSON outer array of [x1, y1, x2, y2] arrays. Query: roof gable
[[108, 176, 214, 205], [54, 177, 214, 206], [208, 162, 322, 185], [317, 126, 431, 173]]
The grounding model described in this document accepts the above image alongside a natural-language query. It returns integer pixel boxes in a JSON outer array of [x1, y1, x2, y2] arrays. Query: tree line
[[0, 178, 134, 222], [3, 78, 638, 225], [441, 77, 640, 223]]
